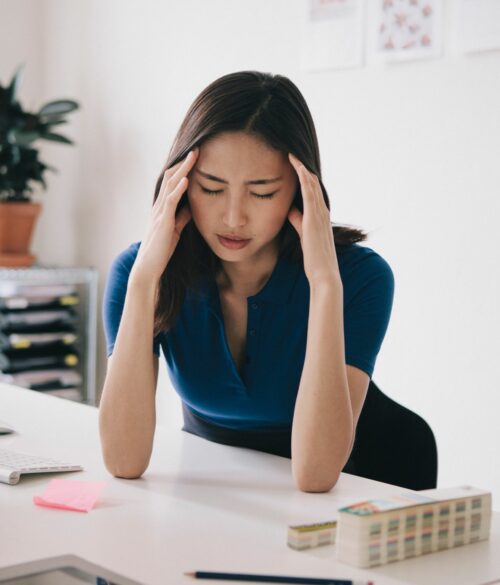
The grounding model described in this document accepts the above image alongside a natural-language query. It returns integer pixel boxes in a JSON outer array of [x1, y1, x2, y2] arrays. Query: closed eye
[[199, 184, 276, 200]]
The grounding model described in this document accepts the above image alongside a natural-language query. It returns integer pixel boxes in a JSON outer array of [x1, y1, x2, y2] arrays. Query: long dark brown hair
[[152, 71, 367, 335]]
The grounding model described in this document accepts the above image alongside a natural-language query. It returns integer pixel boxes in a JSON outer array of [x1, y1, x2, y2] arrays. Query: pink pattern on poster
[[378, 0, 435, 52]]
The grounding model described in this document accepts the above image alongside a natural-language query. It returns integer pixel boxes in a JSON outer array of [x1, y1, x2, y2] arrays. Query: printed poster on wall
[[366, 0, 443, 64]]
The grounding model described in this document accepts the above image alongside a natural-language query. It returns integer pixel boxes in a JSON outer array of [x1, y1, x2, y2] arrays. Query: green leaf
[[42, 132, 74, 145], [45, 120, 68, 128], [38, 114, 67, 123], [7, 64, 24, 105], [38, 100, 79, 116], [8, 128, 40, 146]]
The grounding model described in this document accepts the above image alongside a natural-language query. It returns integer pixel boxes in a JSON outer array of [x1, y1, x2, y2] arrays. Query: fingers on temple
[[158, 148, 199, 202]]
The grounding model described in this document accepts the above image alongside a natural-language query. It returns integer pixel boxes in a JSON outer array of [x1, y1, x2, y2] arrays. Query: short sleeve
[[343, 251, 395, 379], [102, 242, 162, 358]]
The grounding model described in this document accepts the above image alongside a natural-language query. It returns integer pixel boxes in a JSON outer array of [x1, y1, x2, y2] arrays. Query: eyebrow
[[195, 169, 283, 185]]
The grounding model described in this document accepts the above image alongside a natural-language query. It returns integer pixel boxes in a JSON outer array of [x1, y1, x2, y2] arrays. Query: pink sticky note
[[33, 479, 107, 513]]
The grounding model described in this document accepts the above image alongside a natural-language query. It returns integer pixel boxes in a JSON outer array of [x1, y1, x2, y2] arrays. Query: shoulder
[[104, 242, 142, 293], [109, 241, 141, 274], [335, 243, 395, 309], [336, 243, 394, 287]]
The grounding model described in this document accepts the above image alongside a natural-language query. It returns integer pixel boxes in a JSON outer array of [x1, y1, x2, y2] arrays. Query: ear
[[287, 206, 302, 238], [177, 204, 192, 233]]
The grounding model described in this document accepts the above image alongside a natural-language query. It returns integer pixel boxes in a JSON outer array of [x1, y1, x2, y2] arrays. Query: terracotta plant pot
[[0, 201, 42, 267]]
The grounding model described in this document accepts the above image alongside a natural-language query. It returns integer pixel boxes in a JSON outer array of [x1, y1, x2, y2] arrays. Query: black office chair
[[344, 379, 438, 491], [182, 379, 438, 491]]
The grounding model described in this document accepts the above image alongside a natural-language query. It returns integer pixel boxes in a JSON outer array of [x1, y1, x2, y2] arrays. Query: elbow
[[104, 460, 147, 480], [293, 470, 340, 493], [100, 445, 148, 478], [100, 443, 149, 479], [112, 470, 145, 480], [98, 417, 149, 479], [292, 454, 344, 493]]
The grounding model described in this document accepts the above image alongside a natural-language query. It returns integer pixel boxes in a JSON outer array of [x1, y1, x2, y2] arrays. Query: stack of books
[[287, 520, 337, 551], [335, 485, 491, 568]]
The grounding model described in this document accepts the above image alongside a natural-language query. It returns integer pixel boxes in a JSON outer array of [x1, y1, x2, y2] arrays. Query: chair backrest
[[347, 379, 438, 490]]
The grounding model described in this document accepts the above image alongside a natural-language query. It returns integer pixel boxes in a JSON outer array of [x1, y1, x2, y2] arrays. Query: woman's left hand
[[287, 153, 341, 286]]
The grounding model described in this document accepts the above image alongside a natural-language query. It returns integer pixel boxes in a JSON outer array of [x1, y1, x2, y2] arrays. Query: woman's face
[[186, 131, 298, 261]]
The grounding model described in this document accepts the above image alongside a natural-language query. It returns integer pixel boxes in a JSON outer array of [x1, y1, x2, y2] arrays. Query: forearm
[[291, 278, 353, 492], [98, 274, 158, 478]]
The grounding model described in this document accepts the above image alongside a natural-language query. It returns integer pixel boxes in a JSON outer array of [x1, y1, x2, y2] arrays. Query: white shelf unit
[[0, 265, 98, 406]]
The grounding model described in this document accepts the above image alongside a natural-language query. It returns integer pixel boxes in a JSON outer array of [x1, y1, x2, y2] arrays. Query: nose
[[222, 195, 247, 229]]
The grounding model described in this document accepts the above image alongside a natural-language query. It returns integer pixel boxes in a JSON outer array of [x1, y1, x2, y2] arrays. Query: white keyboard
[[0, 448, 83, 485]]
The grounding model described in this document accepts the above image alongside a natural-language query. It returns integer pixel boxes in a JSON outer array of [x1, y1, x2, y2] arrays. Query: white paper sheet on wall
[[300, 0, 365, 71], [460, 0, 500, 53]]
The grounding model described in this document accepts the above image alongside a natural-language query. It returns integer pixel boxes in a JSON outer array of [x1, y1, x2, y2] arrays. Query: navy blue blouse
[[103, 240, 394, 444]]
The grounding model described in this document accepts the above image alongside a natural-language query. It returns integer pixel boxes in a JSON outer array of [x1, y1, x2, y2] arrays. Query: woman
[[99, 71, 394, 493]]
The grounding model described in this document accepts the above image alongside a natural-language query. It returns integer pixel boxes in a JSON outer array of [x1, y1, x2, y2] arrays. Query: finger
[[289, 153, 316, 183], [158, 148, 198, 203], [288, 153, 318, 212], [288, 152, 308, 173], [296, 164, 314, 209], [288, 153, 310, 191], [288, 152, 301, 172], [156, 160, 184, 202], [163, 176, 188, 212], [167, 148, 199, 194]]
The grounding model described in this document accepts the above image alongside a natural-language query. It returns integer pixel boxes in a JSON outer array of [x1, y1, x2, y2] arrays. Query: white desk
[[0, 382, 499, 585]]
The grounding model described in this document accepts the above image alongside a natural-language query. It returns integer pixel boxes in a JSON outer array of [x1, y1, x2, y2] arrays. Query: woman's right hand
[[130, 147, 199, 286]]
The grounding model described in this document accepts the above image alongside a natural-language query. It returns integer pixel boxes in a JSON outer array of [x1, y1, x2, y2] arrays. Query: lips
[[218, 234, 250, 241], [217, 235, 252, 250]]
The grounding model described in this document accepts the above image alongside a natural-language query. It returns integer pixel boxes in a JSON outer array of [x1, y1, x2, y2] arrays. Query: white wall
[[1, 0, 499, 507]]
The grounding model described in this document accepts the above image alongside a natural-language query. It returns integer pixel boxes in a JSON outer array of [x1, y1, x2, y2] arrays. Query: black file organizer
[[0, 266, 98, 405]]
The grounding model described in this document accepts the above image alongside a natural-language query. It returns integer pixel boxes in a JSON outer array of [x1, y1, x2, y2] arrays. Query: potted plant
[[0, 64, 80, 267]]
